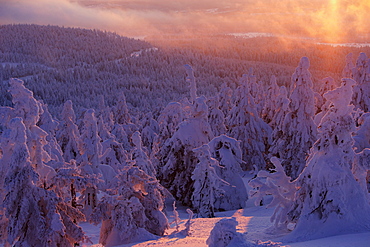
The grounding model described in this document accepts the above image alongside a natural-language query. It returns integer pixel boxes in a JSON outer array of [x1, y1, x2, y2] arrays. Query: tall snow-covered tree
[[2, 118, 85, 246], [184, 64, 197, 104], [56, 100, 81, 163], [158, 96, 213, 206], [208, 135, 247, 211], [262, 75, 280, 124], [271, 57, 317, 179], [227, 79, 271, 171], [191, 144, 227, 218], [91, 165, 168, 246], [287, 78, 370, 241], [352, 52, 370, 112], [131, 131, 156, 177], [207, 95, 227, 137]]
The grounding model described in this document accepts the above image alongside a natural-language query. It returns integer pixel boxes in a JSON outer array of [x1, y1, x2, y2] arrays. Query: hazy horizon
[[1, 0, 369, 42]]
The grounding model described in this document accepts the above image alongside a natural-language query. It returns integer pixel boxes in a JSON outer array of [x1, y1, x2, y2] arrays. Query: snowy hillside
[[0, 25, 370, 246]]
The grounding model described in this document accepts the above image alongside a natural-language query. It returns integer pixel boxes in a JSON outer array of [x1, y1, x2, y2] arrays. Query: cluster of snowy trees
[[1, 24, 370, 245]]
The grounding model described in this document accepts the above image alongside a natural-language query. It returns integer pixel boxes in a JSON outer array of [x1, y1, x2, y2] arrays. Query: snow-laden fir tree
[[208, 135, 247, 211], [207, 95, 227, 137], [268, 86, 290, 149], [56, 100, 81, 163], [262, 75, 280, 124], [191, 144, 227, 218], [342, 52, 355, 78], [227, 78, 272, 171], [100, 137, 129, 173], [91, 165, 168, 246], [158, 96, 213, 206], [7, 78, 57, 188], [139, 112, 159, 155], [206, 218, 246, 247], [218, 83, 234, 119], [150, 101, 186, 175], [314, 77, 337, 125], [271, 57, 317, 179], [37, 101, 64, 166], [249, 157, 295, 232], [185, 64, 197, 103], [286, 78, 370, 241], [2, 118, 85, 246], [131, 131, 156, 177], [352, 52, 370, 112]]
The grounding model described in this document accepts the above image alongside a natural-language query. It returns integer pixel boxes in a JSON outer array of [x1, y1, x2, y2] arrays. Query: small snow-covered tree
[[271, 57, 317, 179], [131, 131, 156, 177], [191, 144, 226, 218], [262, 75, 280, 124], [342, 52, 355, 78], [208, 135, 247, 211], [206, 218, 245, 247], [227, 81, 271, 171], [56, 100, 81, 163], [185, 64, 197, 103], [287, 78, 370, 241], [249, 157, 295, 231], [269, 86, 290, 148], [207, 95, 227, 137], [91, 165, 168, 246], [218, 83, 234, 119]]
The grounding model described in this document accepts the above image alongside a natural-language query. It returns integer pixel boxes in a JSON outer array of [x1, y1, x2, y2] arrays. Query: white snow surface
[[81, 174, 370, 247]]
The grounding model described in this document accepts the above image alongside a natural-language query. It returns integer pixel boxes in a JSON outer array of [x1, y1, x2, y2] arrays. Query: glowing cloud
[[0, 0, 368, 42]]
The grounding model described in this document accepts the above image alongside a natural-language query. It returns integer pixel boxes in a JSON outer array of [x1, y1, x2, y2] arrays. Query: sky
[[0, 0, 369, 42]]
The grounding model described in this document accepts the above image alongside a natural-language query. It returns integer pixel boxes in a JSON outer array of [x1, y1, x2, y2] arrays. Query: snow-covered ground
[[80, 174, 370, 247], [81, 204, 370, 247]]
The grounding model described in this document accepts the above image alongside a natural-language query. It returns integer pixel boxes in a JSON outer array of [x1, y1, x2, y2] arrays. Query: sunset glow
[[0, 0, 369, 42]]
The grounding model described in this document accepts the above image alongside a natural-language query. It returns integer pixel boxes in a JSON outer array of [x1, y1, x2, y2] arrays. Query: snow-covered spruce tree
[[352, 52, 370, 112], [271, 57, 317, 179], [56, 100, 81, 163], [191, 144, 227, 218], [249, 157, 295, 232], [140, 112, 159, 155], [8, 78, 57, 188], [101, 137, 129, 174], [207, 95, 227, 137], [208, 135, 247, 211], [112, 91, 137, 150], [2, 118, 85, 246], [315, 77, 336, 114], [184, 64, 197, 104], [286, 78, 370, 241], [342, 52, 355, 78], [131, 131, 156, 177], [158, 96, 213, 206], [91, 165, 168, 246], [353, 112, 370, 153], [151, 101, 185, 171], [269, 86, 290, 149], [262, 75, 280, 125], [218, 83, 234, 120], [227, 79, 272, 171], [353, 149, 370, 196], [37, 101, 64, 167], [206, 218, 246, 247]]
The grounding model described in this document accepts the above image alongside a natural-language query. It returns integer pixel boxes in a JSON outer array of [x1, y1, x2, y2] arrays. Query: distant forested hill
[[1, 24, 369, 119]]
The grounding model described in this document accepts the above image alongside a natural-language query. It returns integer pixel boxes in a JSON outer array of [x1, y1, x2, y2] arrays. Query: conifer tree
[[287, 78, 370, 241], [271, 57, 317, 179]]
